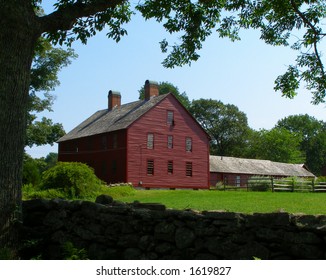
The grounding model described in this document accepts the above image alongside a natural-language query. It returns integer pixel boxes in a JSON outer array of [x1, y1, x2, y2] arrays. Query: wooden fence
[[221, 177, 326, 192]]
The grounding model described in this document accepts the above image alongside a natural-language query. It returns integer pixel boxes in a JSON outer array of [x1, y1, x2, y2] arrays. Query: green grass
[[23, 184, 326, 215], [118, 189, 326, 215]]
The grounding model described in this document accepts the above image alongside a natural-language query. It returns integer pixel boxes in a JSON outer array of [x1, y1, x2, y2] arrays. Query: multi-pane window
[[168, 161, 173, 174], [147, 160, 154, 175], [185, 137, 192, 152], [74, 140, 79, 152], [112, 160, 117, 175], [102, 161, 107, 177], [147, 133, 154, 149], [236, 176, 241, 187], [87, 138, 92, 151], [167, 110, 174, 125], [113, 133, 118, 149], [101, 135, 107, 150], [167, 135, 173, 149], [186, 162, 192, 177]]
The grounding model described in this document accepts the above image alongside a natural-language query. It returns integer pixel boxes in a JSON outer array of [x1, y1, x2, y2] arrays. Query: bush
[[23, 184, 67, 200], [41, 162, 104, 199], [317, 176, 326, 183], [248, 177, 271, 192], [62, 242, 88, 260], [23, 157, 41, 186], [213, 181, 225, 190]]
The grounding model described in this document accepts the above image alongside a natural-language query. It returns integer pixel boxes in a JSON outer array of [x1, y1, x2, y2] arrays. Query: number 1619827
[[189, 266, 231, 276]]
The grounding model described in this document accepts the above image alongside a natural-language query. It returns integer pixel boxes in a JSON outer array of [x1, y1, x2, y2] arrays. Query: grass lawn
[[118, 189, 326, 215]]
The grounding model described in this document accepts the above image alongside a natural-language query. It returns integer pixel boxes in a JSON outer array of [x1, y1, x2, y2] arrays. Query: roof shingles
[[210, 155, 315, 177], [57, 94, 167, 142]]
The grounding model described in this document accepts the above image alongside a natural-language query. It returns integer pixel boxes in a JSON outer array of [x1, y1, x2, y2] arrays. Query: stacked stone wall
[[21, 196, 326, 259]]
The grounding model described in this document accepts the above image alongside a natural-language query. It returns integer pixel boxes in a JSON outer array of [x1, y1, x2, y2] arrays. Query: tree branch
[[289, 0, 325, 36], [39, 0, 127, 33], [290, 0, 325, 80], [314, 39, 325, 77]]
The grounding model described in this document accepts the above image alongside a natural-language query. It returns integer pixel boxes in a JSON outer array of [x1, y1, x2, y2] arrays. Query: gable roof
[[210, 155, 315, 178], [57, 94, 168, 142]]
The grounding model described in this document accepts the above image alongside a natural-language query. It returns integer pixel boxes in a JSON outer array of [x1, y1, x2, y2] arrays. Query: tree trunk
[[0, 2, 40, 253]]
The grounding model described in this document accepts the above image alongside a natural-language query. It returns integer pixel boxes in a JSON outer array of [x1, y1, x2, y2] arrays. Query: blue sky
[[26, 3, 326, 158]]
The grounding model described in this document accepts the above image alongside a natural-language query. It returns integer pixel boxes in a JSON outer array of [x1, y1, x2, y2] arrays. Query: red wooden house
[[57, 80, 210, 189]]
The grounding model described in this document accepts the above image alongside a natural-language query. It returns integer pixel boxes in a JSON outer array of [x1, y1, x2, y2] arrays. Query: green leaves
[[46, 1, 132, 46], [274, 65, 300, 99], [136, 0, 326, 103], [31, 38, 77, 94], [137, 0, 223, 67], [189, 98, 250, 156], [276, 114, 326, 175], [26, 117, 65, 147], [248, 128, 304, 164], [38, 0, 326, 103], [27, 37, 73, 148], [233, 0, 326, 104], [42, 162, 104, 198]]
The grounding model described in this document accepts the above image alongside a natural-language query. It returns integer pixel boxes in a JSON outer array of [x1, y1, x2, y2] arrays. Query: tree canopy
[[189, 98, 250, 156], [27, 37, 76, 147], [137, 0, 326, 104], [275, 114, 326, 174], [32, 0, 326, 104], [245, 128, 304, 163]]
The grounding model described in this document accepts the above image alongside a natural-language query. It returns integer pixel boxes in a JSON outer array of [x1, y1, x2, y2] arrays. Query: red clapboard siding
[[58, 130, 127, 184], [127, 94, 210, 189]]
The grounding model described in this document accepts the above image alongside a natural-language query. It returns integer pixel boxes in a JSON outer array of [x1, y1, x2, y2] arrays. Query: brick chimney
[[144, 80, 159, 100], [108, 90, 121, 110]]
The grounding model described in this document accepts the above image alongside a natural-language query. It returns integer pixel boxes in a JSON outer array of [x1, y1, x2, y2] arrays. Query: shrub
[[0, 247, 16, 260], [317, 176, 326, 183], [41, 162, 104, 199], [62, 242, 88, 260], [23, 184, 67, 200], [248, 176, 271, 192], [23, 157, 41, 186], [291, 177, 312, 191], [213, 181, 224, 190]]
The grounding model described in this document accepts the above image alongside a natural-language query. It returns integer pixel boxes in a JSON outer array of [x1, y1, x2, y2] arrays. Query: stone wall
[[21, 195, 326, 260]]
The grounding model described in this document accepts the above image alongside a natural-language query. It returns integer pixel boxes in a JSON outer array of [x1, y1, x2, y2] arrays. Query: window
[[102, 161, 107, 177], [147, 133, 154, 149], [167, 135, 173, 149], [186, 162, 192, 177], [112, 160, 117, 175], [101, 135, 107, 150], [74, 140, 78, 152], [113, 133, 118, 149], [167, 110, 174, 125], [168, 161, 173, 174], [87, 138, 92, 151], [236, 176, 241, 187], [185, 137, 192, 152], [147, 160, 154, 175]]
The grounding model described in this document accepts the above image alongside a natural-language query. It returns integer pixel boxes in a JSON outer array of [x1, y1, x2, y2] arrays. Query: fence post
[[312, 178, 315, 192], [271, 177, 274, 192], [291, 177, 294, 192]]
